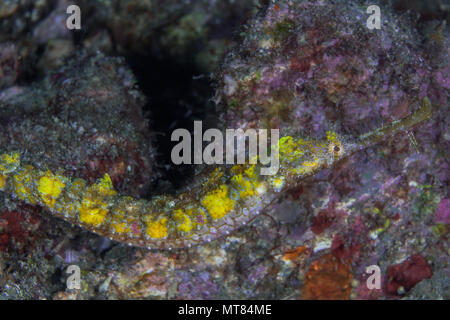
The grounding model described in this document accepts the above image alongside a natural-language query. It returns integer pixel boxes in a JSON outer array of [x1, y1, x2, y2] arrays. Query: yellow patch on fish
[[78, 174, 116, 226], [145, 217, 168, 239], [109, 209, 132, 234], [79, 198, 109, 226], [92, 174, 117, 197], [201, 185, 235, 220], [37, 170, 66, 208], [231, 174, 256, 199], [173, 209, 194, 233], [12, 165, 38, 204]]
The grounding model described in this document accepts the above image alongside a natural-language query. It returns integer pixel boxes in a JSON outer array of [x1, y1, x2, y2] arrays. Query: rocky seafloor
[[0, 0, 448, 299]]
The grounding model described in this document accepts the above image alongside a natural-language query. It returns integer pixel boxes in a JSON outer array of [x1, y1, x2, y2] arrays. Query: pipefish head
[[277, 131, 355, 176], [278, 97, 433, 177], [324, 130, 357, 164]]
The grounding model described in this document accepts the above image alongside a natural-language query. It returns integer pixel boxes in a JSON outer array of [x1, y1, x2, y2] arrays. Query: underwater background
[[0, 0, 448, 299]]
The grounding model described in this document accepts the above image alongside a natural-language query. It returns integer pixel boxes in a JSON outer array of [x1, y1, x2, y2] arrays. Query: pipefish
[[0, 97, 432, 249]]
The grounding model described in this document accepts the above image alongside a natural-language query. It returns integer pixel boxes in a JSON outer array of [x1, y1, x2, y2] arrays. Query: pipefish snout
[[0, 98, 433, 249]]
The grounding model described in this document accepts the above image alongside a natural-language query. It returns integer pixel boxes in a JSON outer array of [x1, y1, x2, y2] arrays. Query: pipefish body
[[0, 98, 432, 249]]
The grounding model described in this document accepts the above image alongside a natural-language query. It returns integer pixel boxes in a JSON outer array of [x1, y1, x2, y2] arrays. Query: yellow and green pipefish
[[0, 98, 432, 249]]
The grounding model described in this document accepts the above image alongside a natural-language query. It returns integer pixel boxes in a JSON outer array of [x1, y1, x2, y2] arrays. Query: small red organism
[[289, 184, 303, 200], [310, 201, 346, 234], [0, 210, 39, 252], [331, 216, 367, 261], [311, 210, 335, 234], [301, 253, 353, 300], [385, 254, 432, 295], [331, 234, 362, 261]]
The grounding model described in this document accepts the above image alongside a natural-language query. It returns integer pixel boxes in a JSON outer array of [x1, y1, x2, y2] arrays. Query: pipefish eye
[[328, 141, 344, 156]]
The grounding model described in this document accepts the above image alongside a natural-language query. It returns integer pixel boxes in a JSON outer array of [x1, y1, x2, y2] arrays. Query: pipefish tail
[[0, 98, 433, 249]]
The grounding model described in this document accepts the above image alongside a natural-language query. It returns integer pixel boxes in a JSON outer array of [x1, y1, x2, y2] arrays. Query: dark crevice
[[125, 52, 217, 194]]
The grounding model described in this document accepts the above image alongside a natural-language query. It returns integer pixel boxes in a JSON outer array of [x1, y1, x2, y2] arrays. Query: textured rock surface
[[0, 52, 155, 197]]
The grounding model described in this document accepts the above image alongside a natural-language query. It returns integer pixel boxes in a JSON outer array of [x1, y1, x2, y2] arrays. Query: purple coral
[[435, 198, 450, 224]]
